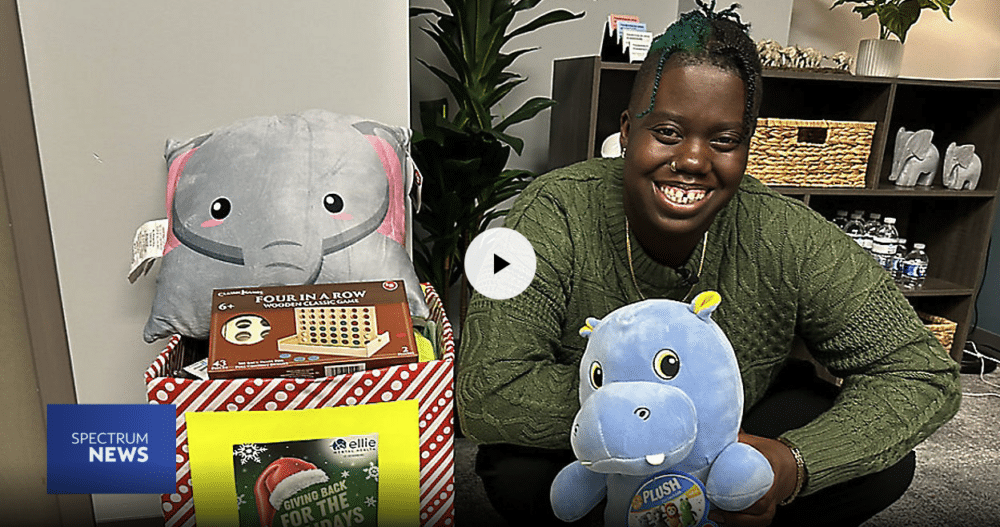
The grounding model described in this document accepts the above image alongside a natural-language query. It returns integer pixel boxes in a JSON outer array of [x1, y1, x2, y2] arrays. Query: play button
[[465, 228, 536, 300], [494, 254, 510, 273]]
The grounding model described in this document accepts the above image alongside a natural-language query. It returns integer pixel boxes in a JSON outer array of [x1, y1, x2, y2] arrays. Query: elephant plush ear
[[165, 132, 210, 160], [351, 120, 411, 247], [579, 317, 602, 338], [690, 291, 721, 321]]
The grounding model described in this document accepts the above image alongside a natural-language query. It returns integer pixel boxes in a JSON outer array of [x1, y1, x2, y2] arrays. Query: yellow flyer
[[186, 400, 419, 527]]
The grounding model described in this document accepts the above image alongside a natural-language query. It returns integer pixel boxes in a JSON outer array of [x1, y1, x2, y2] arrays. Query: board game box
[[208, 281, 418, 379]]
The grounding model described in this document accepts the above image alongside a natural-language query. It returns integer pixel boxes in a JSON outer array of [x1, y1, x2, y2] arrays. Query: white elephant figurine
[[890, 128, 939, 187], [756, 39, 784, 68], [831, 51, 854, 72], [942, 142, 982, 190]]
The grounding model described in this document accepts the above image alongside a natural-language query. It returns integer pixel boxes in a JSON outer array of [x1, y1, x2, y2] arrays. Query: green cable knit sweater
[[456, 158, 960, 495]]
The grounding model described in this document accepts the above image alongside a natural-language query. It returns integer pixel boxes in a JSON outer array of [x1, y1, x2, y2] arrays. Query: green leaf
[[831, 0, 958, 41], [486, 48, 537, 82], [494, 96, 557, 132], [483, 78, 527, 111], [474, 19, 516, 86], [417, 59, 475, 114], [922, 0, 955, 20], [512, 0, 544, 12], [410, 7, 448, 19], [481, 128, 524, 155], [508, 9, 584, 40], [879, 0, 921, 42]]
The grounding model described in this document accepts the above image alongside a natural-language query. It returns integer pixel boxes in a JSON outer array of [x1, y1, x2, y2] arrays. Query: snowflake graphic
[[363, 461, 379, 482], [365, 495, 377, 508], [236, 494, 246, 507], [234, 443, 267, 465], [341, 470, 351, 479]]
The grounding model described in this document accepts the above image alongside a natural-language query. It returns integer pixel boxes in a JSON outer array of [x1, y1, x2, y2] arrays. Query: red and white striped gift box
[[146, 284, 456, 527]]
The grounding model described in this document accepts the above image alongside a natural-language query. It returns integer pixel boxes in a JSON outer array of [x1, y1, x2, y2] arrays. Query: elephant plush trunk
[[244, 223, 325, 287]]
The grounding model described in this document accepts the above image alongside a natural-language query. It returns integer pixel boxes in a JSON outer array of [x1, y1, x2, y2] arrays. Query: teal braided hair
[[631, 0, 762, 141]]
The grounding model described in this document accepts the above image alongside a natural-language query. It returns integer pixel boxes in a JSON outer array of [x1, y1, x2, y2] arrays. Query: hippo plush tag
[[142, 110, 428, 342], [630, 471, 715, 527], [550, 292, 773, 526]]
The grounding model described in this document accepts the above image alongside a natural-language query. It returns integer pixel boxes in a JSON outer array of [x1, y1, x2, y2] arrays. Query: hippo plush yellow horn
[[579, 317, 602, 338], [690, 291, 721, 321]]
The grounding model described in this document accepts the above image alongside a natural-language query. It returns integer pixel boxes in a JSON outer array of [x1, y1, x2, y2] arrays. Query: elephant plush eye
[[210, 197, 231, 220], [324, 193, 345, 214], [589, 361, 603, 389], [653, 349, 680, 380]]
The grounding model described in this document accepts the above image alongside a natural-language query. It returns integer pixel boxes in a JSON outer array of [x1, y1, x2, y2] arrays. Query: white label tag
[[129, 219, 168, 283], [183, 358, 210, 381]]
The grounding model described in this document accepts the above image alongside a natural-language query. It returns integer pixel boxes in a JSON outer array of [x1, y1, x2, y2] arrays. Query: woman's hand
[[707, 431, 799, 526]]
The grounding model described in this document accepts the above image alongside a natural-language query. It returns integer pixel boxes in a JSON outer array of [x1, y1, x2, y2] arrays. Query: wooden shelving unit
[[548, 56, 1000, 361]]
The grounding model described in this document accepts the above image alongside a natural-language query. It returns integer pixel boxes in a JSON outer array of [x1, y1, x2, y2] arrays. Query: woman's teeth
[[657, 184, 707, 205]]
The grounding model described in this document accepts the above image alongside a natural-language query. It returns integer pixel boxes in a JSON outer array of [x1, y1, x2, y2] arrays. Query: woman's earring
[[621, 146, 627, 158]]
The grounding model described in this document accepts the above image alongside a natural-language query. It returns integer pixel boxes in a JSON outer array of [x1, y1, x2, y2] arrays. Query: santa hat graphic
[[254, 457, 330, 527]]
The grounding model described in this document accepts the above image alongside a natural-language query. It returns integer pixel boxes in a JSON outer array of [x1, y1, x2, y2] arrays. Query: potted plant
[[410, 0, 583, 323], [831, 0, 956, 76]]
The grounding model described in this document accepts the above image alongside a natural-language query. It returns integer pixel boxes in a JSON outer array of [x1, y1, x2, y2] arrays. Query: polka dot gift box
[[146, 285, 455, 527]]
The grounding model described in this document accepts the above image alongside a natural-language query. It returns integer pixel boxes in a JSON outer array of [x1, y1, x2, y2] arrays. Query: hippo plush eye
[[210, 197, 231, 220], [589, 361, 604, 389], [323, 193, 345, 213], [653, 349, 680, 380]]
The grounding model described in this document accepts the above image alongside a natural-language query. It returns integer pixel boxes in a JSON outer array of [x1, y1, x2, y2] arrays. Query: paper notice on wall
[[616, 21, 647, 43], [621, 29, 653, 62], [608, 14, 640, 35], [129, 218, 167, 283]]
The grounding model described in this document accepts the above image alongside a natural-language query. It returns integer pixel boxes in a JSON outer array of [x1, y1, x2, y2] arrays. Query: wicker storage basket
[[746, 118, 876, 187], [919, 312, 957, 353]]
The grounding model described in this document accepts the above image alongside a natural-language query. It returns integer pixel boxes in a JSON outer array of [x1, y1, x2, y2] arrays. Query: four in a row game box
[[207, 280, 418, 379]]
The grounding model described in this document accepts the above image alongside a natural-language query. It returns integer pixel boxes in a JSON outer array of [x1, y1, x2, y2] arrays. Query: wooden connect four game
[[208, 281, 418, 379], [277, 306, 390, 357]]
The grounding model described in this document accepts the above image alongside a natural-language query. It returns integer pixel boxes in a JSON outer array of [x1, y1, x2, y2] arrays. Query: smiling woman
[[620, 62, 749, 268], [456, 2, 960, 527]]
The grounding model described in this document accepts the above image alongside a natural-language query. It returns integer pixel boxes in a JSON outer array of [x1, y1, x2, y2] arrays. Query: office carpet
[[864, 368, 1000, 526], [453, 369, 1000, 526]]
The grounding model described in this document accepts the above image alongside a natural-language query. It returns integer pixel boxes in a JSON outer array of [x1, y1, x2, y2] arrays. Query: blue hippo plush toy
[[550, 292, 774, 526]]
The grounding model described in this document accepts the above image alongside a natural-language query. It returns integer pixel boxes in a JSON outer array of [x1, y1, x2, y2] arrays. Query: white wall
[[17, 0, 410, 521]]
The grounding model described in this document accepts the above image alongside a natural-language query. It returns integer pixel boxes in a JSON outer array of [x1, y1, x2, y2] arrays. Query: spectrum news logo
[[46, 404, 176, 494]]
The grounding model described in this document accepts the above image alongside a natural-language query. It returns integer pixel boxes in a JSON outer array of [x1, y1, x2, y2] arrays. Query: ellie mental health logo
[[47, 404, 176, 494]]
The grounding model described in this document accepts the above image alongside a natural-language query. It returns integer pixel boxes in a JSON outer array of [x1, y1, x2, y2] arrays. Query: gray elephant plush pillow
[[143, 109, 428, 343]]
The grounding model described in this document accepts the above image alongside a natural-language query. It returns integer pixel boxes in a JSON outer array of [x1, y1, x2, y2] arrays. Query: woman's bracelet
[[776, 436, 806, 506]]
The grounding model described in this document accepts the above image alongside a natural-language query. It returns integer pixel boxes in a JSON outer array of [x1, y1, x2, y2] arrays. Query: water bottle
[[891, 238, 907, 283], [900, 243, 929, 289], [871, 217, 899, 273], [862, 212, 881, 254], [832, 209, 850, 230], [843, 211, 867, 248]]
